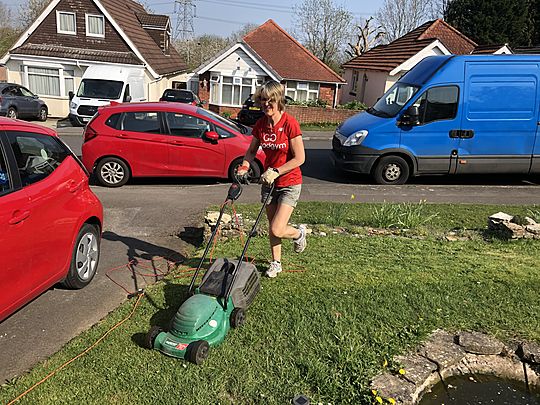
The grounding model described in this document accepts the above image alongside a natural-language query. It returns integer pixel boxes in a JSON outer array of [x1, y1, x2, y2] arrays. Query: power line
[[197, 0, 294, 13], [174, 0, 196, 41]]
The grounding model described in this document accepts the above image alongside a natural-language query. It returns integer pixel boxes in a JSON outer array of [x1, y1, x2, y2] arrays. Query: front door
[[164, 112, 226, 177], [456, 61, 540, 174], [400, 85, 461, 174]]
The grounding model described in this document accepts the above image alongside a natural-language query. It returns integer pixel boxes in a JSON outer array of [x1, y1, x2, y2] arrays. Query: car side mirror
[[68, 91, 74, 101], [124, 95, 132, 102], [204, 130, 219, 142], [398, 105, 420, 126]]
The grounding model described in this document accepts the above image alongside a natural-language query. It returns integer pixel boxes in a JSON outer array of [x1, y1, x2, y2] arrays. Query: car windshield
[[369, 82, 420, 118], [77, 79, 124, 99], [163, 90, 193, 102], [197, 108, 239, 133]]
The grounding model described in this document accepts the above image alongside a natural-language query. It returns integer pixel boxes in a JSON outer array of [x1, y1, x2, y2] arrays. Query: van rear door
[[456, 61, 539, 174]]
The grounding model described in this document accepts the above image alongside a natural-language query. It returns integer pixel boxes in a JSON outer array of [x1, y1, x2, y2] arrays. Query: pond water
[[419, 374, 540, 405]]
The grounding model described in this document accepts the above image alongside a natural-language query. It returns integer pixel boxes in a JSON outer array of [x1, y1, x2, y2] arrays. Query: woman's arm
[[274, 136, 305, 175], [239, 136, 261, 172]]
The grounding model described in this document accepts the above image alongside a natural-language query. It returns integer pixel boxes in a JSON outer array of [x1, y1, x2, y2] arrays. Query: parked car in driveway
[[159, 89, 203, 106], [0, 83, 48, 121], [0, 118, 103, 322], [237, 94, 293, 126], [81, 102, 266, 187]]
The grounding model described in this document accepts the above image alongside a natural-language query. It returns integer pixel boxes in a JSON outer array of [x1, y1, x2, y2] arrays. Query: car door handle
[[461, 130, 474, 139], [9, 210, 30, 225], [116, 133, 129, 138], [449, 130, 460, 138], [169, 140, 184, 145], [68, 179, 85, 193]]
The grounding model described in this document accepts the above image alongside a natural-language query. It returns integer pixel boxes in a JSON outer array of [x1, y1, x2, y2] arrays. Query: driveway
[[0, 122, 539, 384]]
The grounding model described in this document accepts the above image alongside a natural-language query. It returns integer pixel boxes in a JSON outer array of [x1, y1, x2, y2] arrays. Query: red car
[[0, 118, 103, 322], [82, 102, 265, 187]]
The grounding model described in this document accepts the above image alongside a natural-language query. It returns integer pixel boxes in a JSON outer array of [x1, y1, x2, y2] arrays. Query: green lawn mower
[[145, 181, 272, 364]]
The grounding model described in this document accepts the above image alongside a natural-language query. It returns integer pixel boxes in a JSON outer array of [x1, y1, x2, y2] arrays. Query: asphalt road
[[0, 126, 539, 384]]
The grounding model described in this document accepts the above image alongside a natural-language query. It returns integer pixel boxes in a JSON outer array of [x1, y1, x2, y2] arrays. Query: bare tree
[[375, 0, 431, 43], [174, 34, 229, 71], [426, 0, 451, 19], [18, 0, 49, 29], [346, 17, 386, 58], [0, 2, 21, 56], [294, 0, 353, 67], [227, 23, 259, 44]]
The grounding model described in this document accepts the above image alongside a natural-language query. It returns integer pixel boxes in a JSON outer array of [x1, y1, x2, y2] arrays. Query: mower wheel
[[145, 325, 163, 349], [186, 340, 209, 365], [230, 308, 246, 328]]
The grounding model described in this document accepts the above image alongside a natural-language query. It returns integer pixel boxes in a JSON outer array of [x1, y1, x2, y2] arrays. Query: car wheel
[[96, 157, 130, 187], [372, 156, 410, 185], [145, 325, 163, 349], [7, 107, 17, 119], [229, 158, 261, 183], [62, 223, 100, 289], [230, 308, 246, 328], [38, 106, 48, 122], [186, 340, 210, 365]]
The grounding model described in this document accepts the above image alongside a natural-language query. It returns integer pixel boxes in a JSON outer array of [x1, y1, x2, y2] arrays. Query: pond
[[419, 374, 540, 405]]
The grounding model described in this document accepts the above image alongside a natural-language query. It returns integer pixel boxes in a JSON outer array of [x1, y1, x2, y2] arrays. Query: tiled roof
[[100, 0, 185, 76], [136, 13, 169, 29], [472, 44, 509, 54], [10, 43, 142, 65], [342, 19, 477, 72], [513, 46, 540, 54], [243, 19, 344, 83]]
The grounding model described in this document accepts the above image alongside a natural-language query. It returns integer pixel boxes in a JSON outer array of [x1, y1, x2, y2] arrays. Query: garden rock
[[371, 373, 416, 404], [487, 212, 540, 239], [456, 331, 504, 355], [205, 211, 232, 226], [519, 341, 540, 364], [418, 330, 466, 369]]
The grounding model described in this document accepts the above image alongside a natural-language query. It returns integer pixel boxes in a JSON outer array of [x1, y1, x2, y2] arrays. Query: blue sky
[[3, 0, 385, 37]]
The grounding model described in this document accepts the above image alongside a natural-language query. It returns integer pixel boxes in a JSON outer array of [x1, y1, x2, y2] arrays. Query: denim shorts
[[261, 184, 302, 207]]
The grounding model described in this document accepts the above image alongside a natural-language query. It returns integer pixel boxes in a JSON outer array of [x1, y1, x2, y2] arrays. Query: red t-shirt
[[252, 112, 302, 187]]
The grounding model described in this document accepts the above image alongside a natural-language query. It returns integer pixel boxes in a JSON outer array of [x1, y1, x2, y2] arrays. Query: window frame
[[85, 13, 105, 38], [119, 111, 163, 134], [56, 11, 77, 35], [285, 81, 319, 102], [411, 85, 460, 126]]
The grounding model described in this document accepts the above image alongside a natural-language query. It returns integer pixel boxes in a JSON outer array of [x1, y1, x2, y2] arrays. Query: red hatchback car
[[82, 102, 265, 187], [0, 118, 103, 322]]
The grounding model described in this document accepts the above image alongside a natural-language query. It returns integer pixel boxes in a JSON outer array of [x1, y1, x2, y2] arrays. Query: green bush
[[221, 111, 232, 118], [287, 98, 328, 108], [337, 100, 367, 110]]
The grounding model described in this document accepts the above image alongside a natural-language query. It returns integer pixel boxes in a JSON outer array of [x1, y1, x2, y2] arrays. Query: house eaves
[[196, 42, 281, 81], [389, 40, 451, 76]]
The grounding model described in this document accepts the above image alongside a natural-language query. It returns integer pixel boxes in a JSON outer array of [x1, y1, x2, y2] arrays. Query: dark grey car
[[0, 83, 48, 121]]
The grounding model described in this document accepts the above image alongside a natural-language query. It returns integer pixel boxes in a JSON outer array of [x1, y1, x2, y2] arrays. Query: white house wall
[[340, 68, 389, 107], [213, 49, 266, 77]]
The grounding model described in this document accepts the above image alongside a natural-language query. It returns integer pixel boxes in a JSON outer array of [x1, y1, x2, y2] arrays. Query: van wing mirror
[[398, 105, 420, 126], [68, 91, 74, 101], [204, 130, 219, 142], [124, 95, 132, 102]]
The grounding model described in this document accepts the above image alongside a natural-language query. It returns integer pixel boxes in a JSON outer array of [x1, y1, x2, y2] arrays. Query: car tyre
[[186, 340, 209, 365], [372, 155, 410, 185], [62, 223, 100, 289], [145, 325, 164, 349], [38, 106, 48, 122], [7, 107, 17, 119], [230, 308, 246, 328], [96, 157, 130, 187], [229, 158, 261, 183]]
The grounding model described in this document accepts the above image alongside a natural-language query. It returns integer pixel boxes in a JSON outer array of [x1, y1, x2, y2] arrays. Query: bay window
[[285, 81, 319, 101]]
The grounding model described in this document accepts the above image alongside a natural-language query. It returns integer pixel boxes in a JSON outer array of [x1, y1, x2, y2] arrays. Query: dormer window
[[86, 14, 105, 38], [57, 11, 76, 35]]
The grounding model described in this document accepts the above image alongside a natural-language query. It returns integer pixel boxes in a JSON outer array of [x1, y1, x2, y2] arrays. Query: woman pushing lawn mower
[[237, 80, 307, 277]]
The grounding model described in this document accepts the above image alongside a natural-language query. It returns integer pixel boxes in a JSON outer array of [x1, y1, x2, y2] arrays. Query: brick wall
[[286, 105, 362, 124]]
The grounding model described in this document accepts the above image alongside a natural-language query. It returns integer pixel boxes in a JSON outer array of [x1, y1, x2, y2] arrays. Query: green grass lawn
[[1, 203, 539, 404]]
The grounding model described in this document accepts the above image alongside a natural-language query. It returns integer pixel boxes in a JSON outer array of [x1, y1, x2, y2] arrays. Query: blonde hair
[[254, 80, 285, 111]]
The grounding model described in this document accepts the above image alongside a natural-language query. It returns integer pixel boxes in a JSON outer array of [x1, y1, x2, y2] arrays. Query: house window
[[350, 71, 359, 95], [57, 11, 76, 35], [28, 67, 61, 97], [86, 14, 105, 37], [210, 75, 220, 104], [221, 76, 252, 106], [64, 70, 74, 95], [285, 81, 319, 102]]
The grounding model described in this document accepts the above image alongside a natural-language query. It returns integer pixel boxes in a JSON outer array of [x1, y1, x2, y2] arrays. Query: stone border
[[371, 330, 540, 404]]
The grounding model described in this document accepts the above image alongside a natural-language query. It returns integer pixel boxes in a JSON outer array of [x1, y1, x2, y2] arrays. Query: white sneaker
[[266, 261, 282, 278], [294, 225, 307, 253]]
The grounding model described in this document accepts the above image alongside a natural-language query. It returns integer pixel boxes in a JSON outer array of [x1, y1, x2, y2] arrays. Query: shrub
[[337, 100, 367, 110], [369, 201, 439, 229], [287, 98, 328, 108], [221, 111, 232, 118]]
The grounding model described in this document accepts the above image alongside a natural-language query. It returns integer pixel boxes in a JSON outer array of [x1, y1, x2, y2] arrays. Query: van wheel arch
[[371, 153, 414, 185]]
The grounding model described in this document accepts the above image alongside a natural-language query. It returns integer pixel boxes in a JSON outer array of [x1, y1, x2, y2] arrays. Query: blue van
[[331, 55, 540, 184]]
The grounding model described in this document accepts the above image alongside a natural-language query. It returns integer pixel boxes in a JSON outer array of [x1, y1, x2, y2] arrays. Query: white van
[[69, 65, 146, 126]]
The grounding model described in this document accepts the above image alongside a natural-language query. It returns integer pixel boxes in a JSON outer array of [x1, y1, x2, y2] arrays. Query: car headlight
[[70, 102, 77, 109], [343, 130, 368, 146]]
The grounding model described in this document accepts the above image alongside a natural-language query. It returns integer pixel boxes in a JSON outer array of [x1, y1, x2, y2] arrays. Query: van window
[[122, 112, 161, 134], [77, 79, 123, 99], [413, 86, 459, 125], [371, 82, 419, 117]]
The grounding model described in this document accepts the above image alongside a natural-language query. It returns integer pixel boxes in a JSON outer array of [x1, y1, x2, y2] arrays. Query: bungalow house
[[341, 19, 511, 107], [0, 0, 186, 117], [195, 19, 345, 116]]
